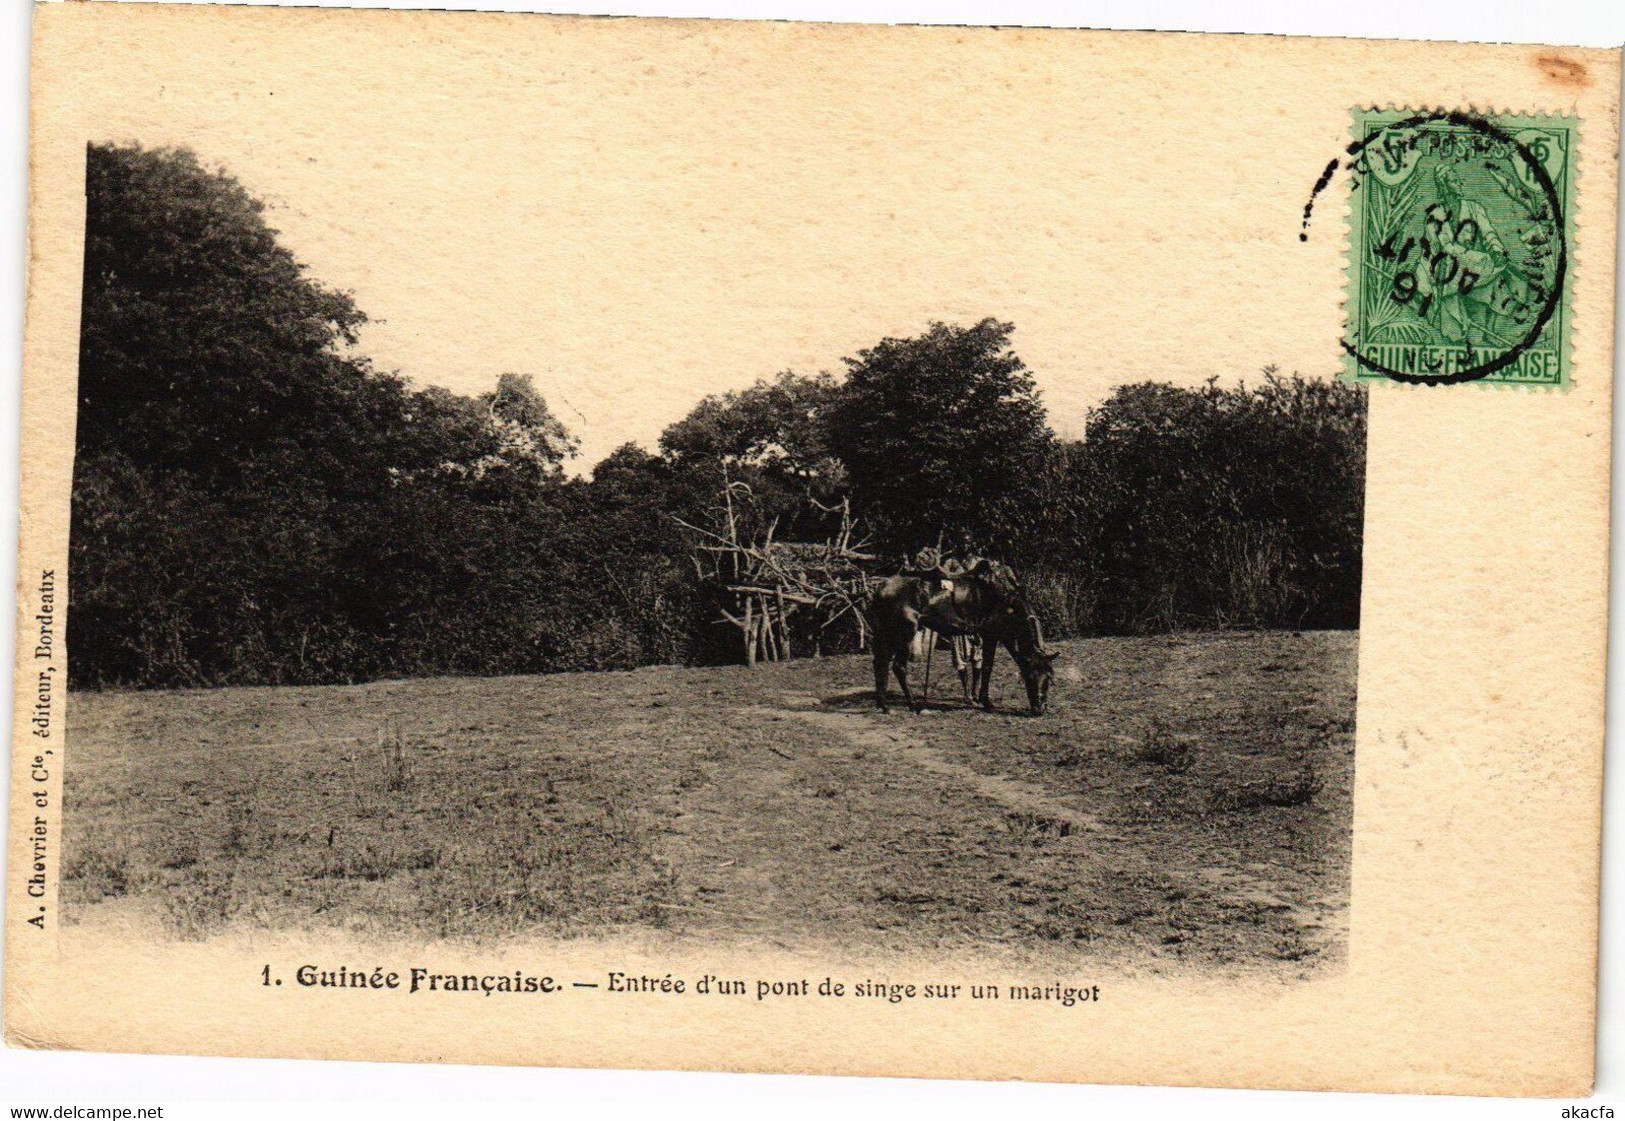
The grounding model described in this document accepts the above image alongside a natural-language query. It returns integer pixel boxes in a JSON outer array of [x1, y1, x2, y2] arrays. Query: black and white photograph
[[60, 135, 1362, 971]]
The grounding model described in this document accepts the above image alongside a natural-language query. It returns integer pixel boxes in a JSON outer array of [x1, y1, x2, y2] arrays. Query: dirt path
[[770, 693, 1110, 837], [758, 688, 1340, 957], [639, 695, 1043, 953]]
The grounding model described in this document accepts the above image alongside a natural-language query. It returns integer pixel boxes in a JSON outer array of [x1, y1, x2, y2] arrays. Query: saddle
[[919, 561, 1021, 636], [905, 546, 996, 586]]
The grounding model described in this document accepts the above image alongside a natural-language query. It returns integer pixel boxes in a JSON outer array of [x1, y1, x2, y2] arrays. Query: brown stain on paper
[[1534, 51, 1591, 89]]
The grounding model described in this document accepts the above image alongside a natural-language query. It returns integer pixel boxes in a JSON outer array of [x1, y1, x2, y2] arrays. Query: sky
[[48, 7, 1374, 472]]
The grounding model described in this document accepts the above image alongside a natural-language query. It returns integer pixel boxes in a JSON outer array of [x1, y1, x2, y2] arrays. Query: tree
[[823, 319, 1056, 558], [78, 143, 380, 492], [481, 372, 579, 475], [659, 370, 846, 541], [1070, 371, 1366, 631], [660, 370, 838, 480], [69, 143, 599, 686]]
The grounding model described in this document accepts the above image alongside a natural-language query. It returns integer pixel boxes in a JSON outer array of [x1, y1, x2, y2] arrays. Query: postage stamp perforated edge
[[1340, 105, 1579, 391]]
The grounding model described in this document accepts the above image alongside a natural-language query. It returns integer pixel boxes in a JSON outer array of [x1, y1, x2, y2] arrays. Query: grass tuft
[[62, 845, 130, 903], [1210, 763, 1322, 812], [1136, 719, 1195, 774]]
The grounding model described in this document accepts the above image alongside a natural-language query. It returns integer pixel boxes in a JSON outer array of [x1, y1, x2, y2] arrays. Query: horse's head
[[1021, 648, 1058, 715], [1019, 612, 1059, 716]]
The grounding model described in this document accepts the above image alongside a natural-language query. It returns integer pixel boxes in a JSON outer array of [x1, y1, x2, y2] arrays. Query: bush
[[1055, 371, 1366, 633], [1019, 564, 1097, 640]]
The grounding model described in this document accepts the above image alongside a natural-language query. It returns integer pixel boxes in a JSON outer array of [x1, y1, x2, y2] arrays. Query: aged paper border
[[5, 3, 1620, 1094]]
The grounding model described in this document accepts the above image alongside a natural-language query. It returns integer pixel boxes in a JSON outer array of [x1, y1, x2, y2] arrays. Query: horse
[[865, 566, 1058, 716]]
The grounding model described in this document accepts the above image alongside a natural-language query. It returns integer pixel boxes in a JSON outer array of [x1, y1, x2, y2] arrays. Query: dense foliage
[[825, 319, 1055, 555], [1032, 375, 1367, 635], [70, 144, 1366, 688]]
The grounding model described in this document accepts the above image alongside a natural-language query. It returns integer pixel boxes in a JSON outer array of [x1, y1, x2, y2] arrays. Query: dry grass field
[[61, 630, 1355, 975]]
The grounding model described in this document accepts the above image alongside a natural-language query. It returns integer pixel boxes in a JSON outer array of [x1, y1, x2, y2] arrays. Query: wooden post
[[722, 466, 739, 584], [754, 597, 770, 662], [775, 589, 791, 660]]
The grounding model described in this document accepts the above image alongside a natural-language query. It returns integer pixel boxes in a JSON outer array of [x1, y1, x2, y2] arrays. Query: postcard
[[5, 1, 1618, 1095]]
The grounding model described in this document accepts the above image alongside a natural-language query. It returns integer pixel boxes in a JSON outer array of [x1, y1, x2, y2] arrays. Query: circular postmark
[[1302, 109, 1568, 386]]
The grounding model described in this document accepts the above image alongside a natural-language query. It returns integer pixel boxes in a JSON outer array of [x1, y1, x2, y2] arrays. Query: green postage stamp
[[1343, 109, 1575, 387]]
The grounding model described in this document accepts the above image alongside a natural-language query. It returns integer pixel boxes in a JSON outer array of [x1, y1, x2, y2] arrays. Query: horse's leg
[[892, 653, 920, 713], [872, 647, 890, 713], [952, 636, 972, 705], [921, 629, 935, 710], [1012, 638, 1041, 715], [977, 639, 998, 711]]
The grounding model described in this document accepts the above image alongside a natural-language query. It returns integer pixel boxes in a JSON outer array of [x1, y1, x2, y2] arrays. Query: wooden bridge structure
[[677, 485, 880, 666]]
